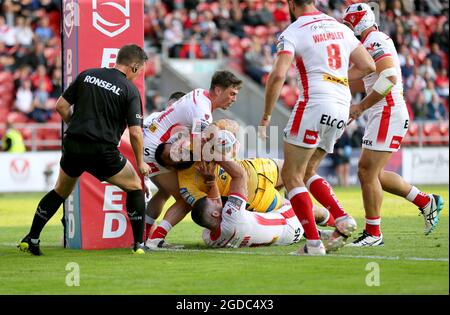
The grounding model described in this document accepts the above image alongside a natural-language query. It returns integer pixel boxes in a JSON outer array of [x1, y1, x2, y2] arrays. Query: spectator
[[1, 118, 26, 152], [423, 80, 438, 105], [427, 93, 448, 121], [49, 67, 62, 99], [427, 43, 443, 71], [401, 54, 415, 81], [34, 15, 53, 44], [0, 14, 16, 47], [435, 68, 449, 98], [14, 79, 33, 116], [29, 80, 51, 123], [30, 64, 52, 93], [412, 93, 428, 120], [14, 15, 33, 47]]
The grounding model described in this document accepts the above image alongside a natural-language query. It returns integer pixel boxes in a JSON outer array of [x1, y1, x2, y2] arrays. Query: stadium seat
[[403, 121, 420, 146], [439, 121, 449, 145], [423, 121, 442, 146], [0, 107, 9, 123], [7, 112, 29, 124]]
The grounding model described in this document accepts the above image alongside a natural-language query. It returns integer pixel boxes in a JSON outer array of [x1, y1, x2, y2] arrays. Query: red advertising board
[[62, 0, 144, 249]]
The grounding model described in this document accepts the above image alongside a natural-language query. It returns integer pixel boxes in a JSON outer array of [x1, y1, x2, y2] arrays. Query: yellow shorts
[[246, 158, 283, 213]]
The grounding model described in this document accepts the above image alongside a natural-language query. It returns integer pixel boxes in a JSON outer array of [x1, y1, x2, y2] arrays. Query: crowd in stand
[[1, 0, 448, 150], [144, 0, 448, 121], [0, 0, 61, 125]]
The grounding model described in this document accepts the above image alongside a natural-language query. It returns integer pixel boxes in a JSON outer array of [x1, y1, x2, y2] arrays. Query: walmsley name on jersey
[[84, 75, 121, 95]]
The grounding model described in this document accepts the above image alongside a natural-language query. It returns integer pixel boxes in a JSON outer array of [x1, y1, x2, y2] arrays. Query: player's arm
[[350, 57, 397, 120], [259, 52, 294, 138], [349, 78, 366, 94], [348, 44, 376, 81], [216, 160, 246, 199], [55, 96, 72, 124], [196, 161, 222, 207]]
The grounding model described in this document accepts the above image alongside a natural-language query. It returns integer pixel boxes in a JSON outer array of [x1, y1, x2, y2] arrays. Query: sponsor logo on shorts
[[320, 114, 345, 129], [303, 129, 319, 145], [389, 136, 403, 149], [363, 139, 373, 146]]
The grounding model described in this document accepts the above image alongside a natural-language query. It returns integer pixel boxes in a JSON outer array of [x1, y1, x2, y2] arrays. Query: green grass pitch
[[0, 186, 448, 294]]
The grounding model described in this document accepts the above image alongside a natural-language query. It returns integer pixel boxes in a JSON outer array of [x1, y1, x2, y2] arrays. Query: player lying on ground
[[146, 129, 335, 249], [191, 160, 337, 248]]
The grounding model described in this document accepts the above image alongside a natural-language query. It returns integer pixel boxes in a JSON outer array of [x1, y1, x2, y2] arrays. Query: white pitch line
[[150, 248, 449, 262], [2, 243, 448, 262]]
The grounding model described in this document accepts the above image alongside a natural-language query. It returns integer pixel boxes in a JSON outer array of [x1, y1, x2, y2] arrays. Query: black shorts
[[60, 137, 127, 181]]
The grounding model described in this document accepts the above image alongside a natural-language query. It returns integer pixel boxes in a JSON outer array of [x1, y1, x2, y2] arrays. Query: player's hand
[[258, 118, 270, 140], [138, 162, 151, 177], [349, 103, 364, 120], [196, 161, 216, 183]]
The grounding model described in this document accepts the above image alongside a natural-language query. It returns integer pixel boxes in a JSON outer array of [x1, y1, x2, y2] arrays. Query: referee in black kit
[[18, 44, 151, 255]]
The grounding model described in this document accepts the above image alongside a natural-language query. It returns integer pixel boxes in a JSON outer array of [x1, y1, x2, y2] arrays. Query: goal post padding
[[61, 0, 145, 249]]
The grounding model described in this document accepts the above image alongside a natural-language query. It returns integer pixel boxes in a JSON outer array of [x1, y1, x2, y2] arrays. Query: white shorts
[[362, 103, 410, 152], [143, 143, 171, 178], [277, 207, 304, 245], [284, 101, 349, 153]]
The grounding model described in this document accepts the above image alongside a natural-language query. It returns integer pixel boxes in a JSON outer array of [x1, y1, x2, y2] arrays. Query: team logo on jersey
[[389, 136, 403, 149], [204, 114, 210, 120]]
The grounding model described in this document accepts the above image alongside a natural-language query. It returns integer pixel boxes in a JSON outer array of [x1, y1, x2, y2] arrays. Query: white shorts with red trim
[[143, 144, 171, 178], [284, 101, 349, 153], [277, 207, 304, 245], [362, 100, 410, 152]]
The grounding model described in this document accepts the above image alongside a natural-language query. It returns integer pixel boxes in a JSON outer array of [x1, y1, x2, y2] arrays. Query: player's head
[[209, 70, 242, 111], [191, 197, 222, 230], [212, 129, 238, 161], [287, 0, 315, 22], [343, 3, 377, 36], [167, 91, 186, 108], [154, 142, 194, 170], [116, 44, 148, 80]]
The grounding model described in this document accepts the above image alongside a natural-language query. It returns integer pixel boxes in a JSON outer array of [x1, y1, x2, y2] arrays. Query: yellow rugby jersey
[[178, 158, 282, 213]]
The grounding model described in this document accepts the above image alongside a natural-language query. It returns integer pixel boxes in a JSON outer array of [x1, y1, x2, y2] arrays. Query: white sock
[[145, 215, 155, 225], [158, 220, 173, 232], [307, 239, 322, 247], [405, 186, 420, 202]]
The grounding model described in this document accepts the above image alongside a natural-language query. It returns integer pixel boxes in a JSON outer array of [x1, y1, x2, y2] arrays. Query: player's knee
[[357, 165, 371, 183]]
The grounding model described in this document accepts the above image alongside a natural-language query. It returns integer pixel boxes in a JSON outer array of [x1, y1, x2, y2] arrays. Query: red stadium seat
[[0, 107, 9, 123], [423, 121, 442, 146], [403, 121, 419, 146], [7, 112, 29, 124], [439, 121, 449, 145]]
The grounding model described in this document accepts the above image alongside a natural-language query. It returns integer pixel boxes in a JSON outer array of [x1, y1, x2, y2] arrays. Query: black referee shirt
[[62, 67, 143, 146]]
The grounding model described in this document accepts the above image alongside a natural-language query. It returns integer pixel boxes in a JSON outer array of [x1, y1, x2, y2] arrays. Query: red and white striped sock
[[307, 175, 347, 220], [365, 216, 381, 236], [288, 187, 320, 240], [406, 186, 431, 209], [149, 220, 172, 240]]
